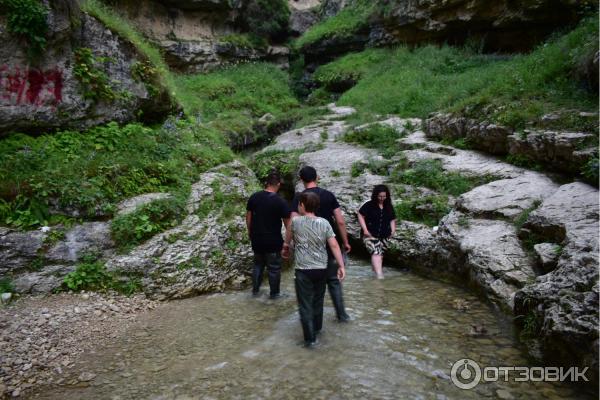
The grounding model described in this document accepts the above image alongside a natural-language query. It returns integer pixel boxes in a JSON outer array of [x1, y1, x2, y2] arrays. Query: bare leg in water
[[371, 254, 384, 279]]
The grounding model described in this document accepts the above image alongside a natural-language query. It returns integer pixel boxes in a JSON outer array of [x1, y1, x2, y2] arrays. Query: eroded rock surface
[[0, 7, 174, 134]]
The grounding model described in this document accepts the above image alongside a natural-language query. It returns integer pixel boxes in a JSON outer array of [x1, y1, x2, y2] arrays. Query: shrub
[[111, 197, 186, 252], [394, 195, 451, 227], [249, 149, 302, 182], [0, 119, 233, 228], [73, 47, 117, 102], [62, 256, 141, 294], [242, 0, 290, 40], [343, 124, 405, 158], [0, 0, 48, 57], [0, 278, 14, 293], [390, 159, 494, 196]]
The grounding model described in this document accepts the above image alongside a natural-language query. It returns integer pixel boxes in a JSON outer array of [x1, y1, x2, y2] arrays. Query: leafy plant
[[343, 124, 405, 158], [0, 0, 48, 57], [582, 156, 599, 185], [73, 47, 116, 102], [0, 278, 14, 293], [111, 197, 186, 252], [63, 260, 113, 292], [131, 60, 160, 97], [390, 159, 494, 196], [394, 195, 451, 227], [242, 0, 290, 40]]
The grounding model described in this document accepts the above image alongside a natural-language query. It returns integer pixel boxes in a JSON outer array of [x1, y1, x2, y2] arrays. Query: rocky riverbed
[[0, 292, 159, 398]]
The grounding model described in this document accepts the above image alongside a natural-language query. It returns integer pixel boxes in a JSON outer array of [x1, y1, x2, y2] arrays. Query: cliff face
[[301, 0, 597, 62], [0, 1, 174, 135]]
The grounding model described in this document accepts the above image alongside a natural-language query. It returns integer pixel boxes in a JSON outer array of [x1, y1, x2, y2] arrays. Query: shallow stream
[[32, 258, 594, 399]]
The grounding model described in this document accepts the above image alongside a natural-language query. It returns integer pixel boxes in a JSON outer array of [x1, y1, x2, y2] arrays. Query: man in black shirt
[[289, 166, 351, 322], [246, 172, 291, 299]]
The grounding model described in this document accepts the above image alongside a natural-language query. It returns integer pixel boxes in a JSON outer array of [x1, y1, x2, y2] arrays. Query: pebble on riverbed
[[0, 292, 159, 398]]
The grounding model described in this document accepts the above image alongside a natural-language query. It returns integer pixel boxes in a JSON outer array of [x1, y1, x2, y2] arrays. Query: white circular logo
[[451, 358, 482, 389]]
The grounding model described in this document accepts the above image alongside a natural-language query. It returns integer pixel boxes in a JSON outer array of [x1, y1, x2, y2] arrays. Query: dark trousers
[[326, 253, 350, 321], [294, 269, 327, 343], [252, 252, 282, 296]]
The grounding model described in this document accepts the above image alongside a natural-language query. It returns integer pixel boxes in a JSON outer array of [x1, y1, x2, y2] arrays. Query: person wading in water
[[290, 166, 352, 322]]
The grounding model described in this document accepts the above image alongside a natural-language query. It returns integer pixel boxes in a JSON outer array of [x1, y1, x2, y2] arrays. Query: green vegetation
[[131, 60, 161, 97], [242, 0, 289, 40], [582, 156, 599, 184], [62, 255, 141, 295], [314, 15, 598, 132], [196, 181, 247, 223], [218, 34, 267, 51], [81, 0, 178, 104], [343, 124, 406, 158], [391, 159, 494, 197], [175, 62, 298, 119], [514, 200, 542, 230], [249, 149, 302, 182], [73, 47, 117, 102], [295, 1, 374, 50], [394, 195, 451, 227], [111, 197, 186, 252], [0, 278, 14, 294], [0, 0, 48, 57], [0, 119, 233, 228]]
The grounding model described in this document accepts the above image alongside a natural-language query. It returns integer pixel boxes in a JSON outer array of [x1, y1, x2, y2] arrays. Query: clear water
[[31, 258, 595, 399]]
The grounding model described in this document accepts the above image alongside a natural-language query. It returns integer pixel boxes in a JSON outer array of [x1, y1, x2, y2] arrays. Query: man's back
[[247, 190, 290, 253]]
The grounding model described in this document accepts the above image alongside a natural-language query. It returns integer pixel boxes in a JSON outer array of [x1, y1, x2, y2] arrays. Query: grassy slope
[[314, 16, 598, 132]]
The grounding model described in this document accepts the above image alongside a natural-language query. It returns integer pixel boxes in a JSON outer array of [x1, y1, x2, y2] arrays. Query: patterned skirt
[[363, 237, 389, 256]]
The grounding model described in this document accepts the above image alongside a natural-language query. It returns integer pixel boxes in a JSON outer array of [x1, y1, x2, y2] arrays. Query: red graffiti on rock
[[0, 65, 63, 107]]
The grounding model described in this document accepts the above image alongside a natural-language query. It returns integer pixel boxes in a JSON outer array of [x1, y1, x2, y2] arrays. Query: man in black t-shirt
[[288, 166, 351, 322], [246, 172, 291, 299]]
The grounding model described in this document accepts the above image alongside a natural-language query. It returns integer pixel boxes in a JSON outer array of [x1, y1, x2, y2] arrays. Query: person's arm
[[357, 212, 372, 238], [327, 237, 346, 280], [390, 219, 396, 237], [282, 218, 293, 259], [245, 211, 252, 236], [333, 207, 351, 253]]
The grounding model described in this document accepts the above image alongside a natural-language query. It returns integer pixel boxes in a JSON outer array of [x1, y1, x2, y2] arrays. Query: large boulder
[[105, 161, 258, 300], [514, 182, 599, 377], [0, 2, 174, 135]]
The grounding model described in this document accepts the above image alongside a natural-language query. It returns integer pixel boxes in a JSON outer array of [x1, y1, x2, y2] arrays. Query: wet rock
[[289, 1, 321, 36], [78, 372, 96, 382], [45, 222, 113, 264]]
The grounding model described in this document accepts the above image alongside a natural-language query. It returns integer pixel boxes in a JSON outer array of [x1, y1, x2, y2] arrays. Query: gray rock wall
[[0, 4, 174, 135]]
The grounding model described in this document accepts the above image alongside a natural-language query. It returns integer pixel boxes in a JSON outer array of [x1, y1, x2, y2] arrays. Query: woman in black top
[[357, 185, 396, 279]]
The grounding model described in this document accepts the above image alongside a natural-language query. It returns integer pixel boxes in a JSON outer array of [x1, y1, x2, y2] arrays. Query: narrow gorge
[[0, 0, 598, 398]]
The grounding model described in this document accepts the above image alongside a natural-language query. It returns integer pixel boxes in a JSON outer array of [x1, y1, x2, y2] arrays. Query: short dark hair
[[299, 191, 320, 213], [264, 172, 282, 187], [299, 166, 317, 183]]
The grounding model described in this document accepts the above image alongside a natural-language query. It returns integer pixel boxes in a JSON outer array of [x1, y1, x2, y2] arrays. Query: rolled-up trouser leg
[[295, 270, 316, 343], [252, 253, 266, 294], [327, 254, 350, 321], [266, 252, 282, 297]]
